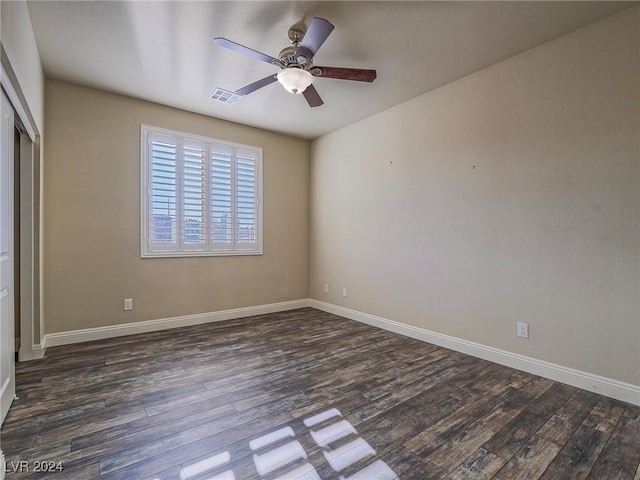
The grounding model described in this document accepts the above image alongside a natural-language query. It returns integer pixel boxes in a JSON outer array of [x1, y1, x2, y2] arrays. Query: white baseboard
[[18, 342, 46, 362], [43, 299, 310, 349], [31, 343, 46, 359], [309, 300, 640, 406]]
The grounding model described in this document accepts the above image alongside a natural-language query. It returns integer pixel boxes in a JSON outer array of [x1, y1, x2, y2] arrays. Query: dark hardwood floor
[[2, 308, 639, 479]]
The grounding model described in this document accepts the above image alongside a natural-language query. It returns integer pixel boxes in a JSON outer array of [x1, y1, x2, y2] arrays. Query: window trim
[[140, 124, 263, 258]]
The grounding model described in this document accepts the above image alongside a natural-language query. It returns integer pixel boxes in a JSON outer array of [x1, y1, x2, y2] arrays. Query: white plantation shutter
[[149, 134, 178, 250], [142, 126, 262, 257], [211, 145, 233, 248], [182, 141, 207, 251], [236, 149, 258, 249]]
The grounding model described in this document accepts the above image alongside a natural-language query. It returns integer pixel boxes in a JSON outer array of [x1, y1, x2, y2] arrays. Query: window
[[141, 125, 262, 257]]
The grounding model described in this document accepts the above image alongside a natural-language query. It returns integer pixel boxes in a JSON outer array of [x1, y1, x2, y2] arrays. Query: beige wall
[[310, 8, 639, 385], [44, 79, 309, 333]]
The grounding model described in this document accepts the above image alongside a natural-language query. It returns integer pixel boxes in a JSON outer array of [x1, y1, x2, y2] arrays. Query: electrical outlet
[[323, 283, 329, 294], [517, 322, 529, 338], [124, 298, 133, 311], [342, 288, 348, 297]]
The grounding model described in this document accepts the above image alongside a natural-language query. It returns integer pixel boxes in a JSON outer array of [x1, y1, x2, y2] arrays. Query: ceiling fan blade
[[214, 37, 280, 66], [303, 84, 324, 108], [235, 74, 278, 96], [313, 66, 377, 82], [295, 17, 334, 63]]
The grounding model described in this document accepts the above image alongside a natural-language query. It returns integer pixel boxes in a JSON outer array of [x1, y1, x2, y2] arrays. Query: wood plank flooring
[[2, 308, 639, 479]]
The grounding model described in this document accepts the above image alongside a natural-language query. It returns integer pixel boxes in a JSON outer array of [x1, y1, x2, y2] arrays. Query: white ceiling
[[26, 1, 635, 139]]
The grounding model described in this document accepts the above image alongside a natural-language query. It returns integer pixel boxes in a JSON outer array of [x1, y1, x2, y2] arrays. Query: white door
[[0, 89, 16, 425]]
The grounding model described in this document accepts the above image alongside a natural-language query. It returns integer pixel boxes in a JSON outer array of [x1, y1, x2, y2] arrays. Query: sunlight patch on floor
[[178, 407, 398, 480]]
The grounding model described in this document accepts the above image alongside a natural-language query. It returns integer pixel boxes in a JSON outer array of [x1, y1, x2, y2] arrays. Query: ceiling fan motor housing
[[279, 46, 312, 69], [278, 45, 300, 67]]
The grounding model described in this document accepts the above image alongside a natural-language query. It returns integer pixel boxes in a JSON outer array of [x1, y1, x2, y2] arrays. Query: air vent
[[210, 88, 242, 105]]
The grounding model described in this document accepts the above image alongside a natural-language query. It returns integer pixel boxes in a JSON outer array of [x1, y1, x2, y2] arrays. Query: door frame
[[0, 51, 44, 362]]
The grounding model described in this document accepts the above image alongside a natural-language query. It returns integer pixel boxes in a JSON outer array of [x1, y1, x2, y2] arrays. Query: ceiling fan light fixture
[[277, 68, 313, 95]]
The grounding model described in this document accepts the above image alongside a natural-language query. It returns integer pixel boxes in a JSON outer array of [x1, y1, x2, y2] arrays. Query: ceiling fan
[[213, 17, 377, 107]]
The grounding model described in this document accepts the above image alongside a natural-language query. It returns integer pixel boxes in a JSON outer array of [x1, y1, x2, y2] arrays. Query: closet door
[[0, 89, 16, 425]]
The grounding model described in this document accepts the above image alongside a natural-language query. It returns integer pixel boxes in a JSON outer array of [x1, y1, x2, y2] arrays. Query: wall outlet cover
[[517, 322, 529, 338]]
